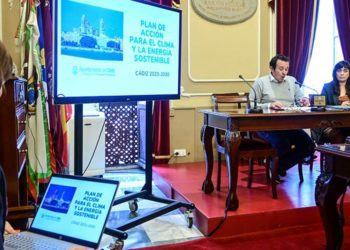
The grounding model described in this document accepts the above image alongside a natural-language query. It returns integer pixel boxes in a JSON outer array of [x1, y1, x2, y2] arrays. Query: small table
[[315, 144, 350, 250]]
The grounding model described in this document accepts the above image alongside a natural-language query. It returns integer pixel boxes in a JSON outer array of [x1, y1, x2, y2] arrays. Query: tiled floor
[[100, 170, 203, 249]]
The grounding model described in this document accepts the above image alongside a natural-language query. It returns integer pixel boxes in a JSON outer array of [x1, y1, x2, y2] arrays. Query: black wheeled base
[[102, 101, 196, 246], [102, 189, 195, 250], [106, 190, 195, 236]]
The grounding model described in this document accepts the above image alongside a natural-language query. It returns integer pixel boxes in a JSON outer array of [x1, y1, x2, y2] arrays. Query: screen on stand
[[53, 0, 182, 104]]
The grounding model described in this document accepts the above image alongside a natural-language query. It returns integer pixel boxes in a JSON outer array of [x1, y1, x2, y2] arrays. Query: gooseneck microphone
[[295, 81, 326, 111], [295, 81, 319, 94], [239, 74, 263, 113]]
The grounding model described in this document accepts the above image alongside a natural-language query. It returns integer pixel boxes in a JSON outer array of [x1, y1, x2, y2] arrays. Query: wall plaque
[[191, 0, 258, 25]]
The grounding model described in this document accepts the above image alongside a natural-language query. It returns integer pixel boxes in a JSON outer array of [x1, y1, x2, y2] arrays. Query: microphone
[[239, 74, 263, 113], [295, 81, 319, 94], [295, 81, 326, 111]]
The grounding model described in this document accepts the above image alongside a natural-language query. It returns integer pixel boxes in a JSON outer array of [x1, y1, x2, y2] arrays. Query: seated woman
[[312, 60, 350, 144], [0, 41, 20, 249]]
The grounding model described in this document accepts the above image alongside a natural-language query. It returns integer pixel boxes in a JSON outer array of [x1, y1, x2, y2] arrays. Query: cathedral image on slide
[[60, 0, 124, 61]]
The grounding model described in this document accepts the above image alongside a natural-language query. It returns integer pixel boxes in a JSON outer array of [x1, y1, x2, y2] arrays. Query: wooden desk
[[315, 144, 350, 250], [201, 108, 350, 211]]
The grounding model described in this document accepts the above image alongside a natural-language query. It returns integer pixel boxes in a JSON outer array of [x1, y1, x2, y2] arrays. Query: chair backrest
[[212, 93, 251, 141], [212, 93, 251, 112]]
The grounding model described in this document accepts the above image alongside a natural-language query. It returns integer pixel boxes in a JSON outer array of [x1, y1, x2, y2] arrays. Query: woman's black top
[[321, 81, 350, 105]]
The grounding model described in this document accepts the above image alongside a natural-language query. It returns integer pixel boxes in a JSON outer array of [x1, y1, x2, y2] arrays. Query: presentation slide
[[31, 177, 117, 244], [54, 0, 181, 103]]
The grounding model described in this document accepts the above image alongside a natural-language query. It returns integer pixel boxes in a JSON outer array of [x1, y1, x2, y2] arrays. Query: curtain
[[39, 0, 70, 173], [150, 0, 176, 164], [152, 101, 170, 164], [333, 0, 350, 60], [276, 0, 319, 83]]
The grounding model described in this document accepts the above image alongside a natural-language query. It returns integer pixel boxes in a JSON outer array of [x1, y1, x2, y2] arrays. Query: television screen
[[53, 0, 181, 104]]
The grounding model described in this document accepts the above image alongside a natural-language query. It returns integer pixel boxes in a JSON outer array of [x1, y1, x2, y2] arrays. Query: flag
[[16, 0, 52, 202], [40, 0, 70, 172]]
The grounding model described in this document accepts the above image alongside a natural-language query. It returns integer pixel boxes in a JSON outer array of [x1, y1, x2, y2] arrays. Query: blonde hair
[[0, 41, 13, 86]]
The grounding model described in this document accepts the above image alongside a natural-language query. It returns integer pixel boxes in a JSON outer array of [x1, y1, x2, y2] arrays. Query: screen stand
[[73, 104, 128, 243], [74, 104, 83, 176], [103, 101, 195, 244], [73, 102, 195, 243]]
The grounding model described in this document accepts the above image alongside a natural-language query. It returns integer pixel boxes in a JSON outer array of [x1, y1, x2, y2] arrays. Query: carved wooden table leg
[[315, 173, 348, 250], [201, 124, 214, 194], [224, 130, 241, 211]]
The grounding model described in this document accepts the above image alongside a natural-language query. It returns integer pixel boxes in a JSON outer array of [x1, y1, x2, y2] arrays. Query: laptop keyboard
[[5, 233, 68, 250]]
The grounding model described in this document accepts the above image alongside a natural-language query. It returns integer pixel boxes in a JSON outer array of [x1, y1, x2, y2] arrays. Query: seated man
[[249, 54, 315, 176]]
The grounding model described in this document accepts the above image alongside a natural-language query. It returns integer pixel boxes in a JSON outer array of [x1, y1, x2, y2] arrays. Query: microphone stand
[[295, 81, 319, 94], [239, 75, 263, 113], [295, 81, 326, 112]]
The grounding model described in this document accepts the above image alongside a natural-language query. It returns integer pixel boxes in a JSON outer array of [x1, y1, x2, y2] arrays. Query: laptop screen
[[29, 174, 119, 248]]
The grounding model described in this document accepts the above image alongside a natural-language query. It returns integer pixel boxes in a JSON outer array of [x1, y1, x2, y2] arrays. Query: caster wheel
[[109, 239, 124, 250], [128, 199, 138, 213], [185, 210, 194, 228]]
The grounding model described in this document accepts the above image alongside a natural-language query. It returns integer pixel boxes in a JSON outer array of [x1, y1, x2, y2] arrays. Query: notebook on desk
[[5, 174, 119, 250]]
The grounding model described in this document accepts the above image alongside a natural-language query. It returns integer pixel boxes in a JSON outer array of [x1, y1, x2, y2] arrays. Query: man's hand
[[270, 101, 284, 109], [298, 97, 310, 107]]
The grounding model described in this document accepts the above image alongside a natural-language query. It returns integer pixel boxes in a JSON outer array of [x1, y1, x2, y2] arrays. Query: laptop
[[5, 174, 119, 250]]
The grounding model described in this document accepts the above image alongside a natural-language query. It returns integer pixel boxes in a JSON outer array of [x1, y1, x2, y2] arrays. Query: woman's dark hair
[[269, 54, 290, 70], [332, 60, 350, 82], [331, 60, 350, 97]]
